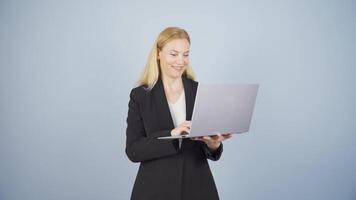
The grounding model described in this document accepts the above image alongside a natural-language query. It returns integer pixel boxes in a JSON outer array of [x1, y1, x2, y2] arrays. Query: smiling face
[[158, 39, 190, 80]]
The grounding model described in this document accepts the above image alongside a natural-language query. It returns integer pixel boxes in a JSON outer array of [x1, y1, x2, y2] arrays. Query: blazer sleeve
[[125, 89, 179, 163], [201, 142, 223, 161]]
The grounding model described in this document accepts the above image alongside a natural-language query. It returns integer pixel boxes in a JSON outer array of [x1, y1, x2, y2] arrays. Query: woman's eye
[[170, 54, 177, 56], [184, 54, 189, 57]]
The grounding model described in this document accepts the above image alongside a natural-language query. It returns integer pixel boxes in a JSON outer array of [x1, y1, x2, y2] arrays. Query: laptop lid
[[158, 83, 259, 139], [188, 83, 259, 137]]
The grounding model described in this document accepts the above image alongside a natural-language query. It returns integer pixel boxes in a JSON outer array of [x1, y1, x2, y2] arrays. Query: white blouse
[[168, 91, 186, 148]]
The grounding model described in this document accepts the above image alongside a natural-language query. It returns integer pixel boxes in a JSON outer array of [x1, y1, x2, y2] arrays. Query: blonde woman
[[125, 27, 232, 200]]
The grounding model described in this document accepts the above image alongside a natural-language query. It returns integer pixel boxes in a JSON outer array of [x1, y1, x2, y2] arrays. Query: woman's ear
[[157, 49, 161, 60]]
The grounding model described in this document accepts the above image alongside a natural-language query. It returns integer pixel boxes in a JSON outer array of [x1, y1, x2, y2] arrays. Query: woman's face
[[158, 39, 190, 80]]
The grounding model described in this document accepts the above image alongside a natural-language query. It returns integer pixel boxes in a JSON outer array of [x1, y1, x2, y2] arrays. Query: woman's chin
[[174, 72, 184, 78], [167, 71, 184, 79]]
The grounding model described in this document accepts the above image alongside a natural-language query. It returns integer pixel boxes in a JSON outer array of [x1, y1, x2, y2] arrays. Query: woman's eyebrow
[[170, 50, 190, 53]]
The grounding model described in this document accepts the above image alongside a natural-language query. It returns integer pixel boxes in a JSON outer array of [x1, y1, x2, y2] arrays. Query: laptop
[[158, 83, 259, 139]]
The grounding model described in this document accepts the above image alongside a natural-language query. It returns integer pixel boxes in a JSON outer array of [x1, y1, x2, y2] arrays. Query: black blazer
[[126, 76, 223, 200]]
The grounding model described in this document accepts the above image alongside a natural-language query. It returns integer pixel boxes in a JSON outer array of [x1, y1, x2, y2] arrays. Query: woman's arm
[[125, 89, 179, 163], [201, 142, 223, 161], [194, 134, 233, 161]]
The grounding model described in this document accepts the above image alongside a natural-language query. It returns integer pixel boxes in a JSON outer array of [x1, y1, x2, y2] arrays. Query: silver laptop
[[158, 83, 259, 139]]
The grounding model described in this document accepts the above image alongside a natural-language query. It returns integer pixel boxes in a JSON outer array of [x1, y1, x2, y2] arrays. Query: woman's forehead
[[163, 39, 190, 51]]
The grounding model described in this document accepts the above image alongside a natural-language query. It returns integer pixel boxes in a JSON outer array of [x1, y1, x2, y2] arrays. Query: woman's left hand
[[192, 133, 233, 151]]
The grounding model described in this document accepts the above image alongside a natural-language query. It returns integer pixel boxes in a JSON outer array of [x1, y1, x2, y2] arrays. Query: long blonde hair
[[137, 27, 196, 90]]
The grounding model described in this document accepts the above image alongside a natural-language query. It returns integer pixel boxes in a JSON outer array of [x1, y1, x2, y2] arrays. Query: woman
[[126, 27, 232, 200]]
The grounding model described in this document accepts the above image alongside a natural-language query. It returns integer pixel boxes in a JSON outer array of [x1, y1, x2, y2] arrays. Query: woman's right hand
[[171, 121, 191, 136]]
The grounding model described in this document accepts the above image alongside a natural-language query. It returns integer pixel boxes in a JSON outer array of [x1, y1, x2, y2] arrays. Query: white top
[[168, 91, 186, 148], [168, 91, 186, 127]]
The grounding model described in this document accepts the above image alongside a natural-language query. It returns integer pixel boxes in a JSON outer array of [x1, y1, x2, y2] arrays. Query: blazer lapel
[[152, 79, 175, 130], [182, 77, 195, 121], [152, 77, 196, 130]]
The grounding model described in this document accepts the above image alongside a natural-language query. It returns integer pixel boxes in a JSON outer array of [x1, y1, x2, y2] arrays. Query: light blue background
[[1, 0, 355, 199]]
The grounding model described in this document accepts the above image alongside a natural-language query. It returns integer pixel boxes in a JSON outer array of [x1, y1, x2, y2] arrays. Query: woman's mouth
[[172, 65, 184, 71]]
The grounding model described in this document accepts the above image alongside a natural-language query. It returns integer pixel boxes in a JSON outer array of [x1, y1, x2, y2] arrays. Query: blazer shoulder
[[190, 79, 198, 86], [184, 77, 198, 87], [129, 85, 150, 102], [130, 85, 149, 94], [189, 79, 198, 94]]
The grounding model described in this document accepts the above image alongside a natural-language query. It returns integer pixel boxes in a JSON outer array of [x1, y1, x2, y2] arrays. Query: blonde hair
[[137, 27, 196, 89]]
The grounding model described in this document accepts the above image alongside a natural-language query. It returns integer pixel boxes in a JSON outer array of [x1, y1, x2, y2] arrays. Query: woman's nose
[[176, 55, 185, 65]]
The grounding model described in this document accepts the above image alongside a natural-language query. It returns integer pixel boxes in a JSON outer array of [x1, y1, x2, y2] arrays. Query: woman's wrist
[[207, 142, 221, 151]]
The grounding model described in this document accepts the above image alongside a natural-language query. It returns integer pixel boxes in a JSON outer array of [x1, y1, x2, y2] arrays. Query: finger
[[192, 136, 203, 141], [180, 124, 191, 129], [203, 136, 214, 141], [210, 134, 220, 139], [207, 134, 221, 140], [180, 127, 190, 135], [220, 134, 233, 141], [209, 135, 226, 142], [180, 121, 192, 129]]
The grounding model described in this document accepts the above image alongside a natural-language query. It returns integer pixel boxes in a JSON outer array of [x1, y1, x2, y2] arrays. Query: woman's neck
[[161, 75, 183, 93]]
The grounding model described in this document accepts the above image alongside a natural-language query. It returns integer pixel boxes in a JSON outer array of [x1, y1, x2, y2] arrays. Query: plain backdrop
[[1, 0, 356, 199]]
